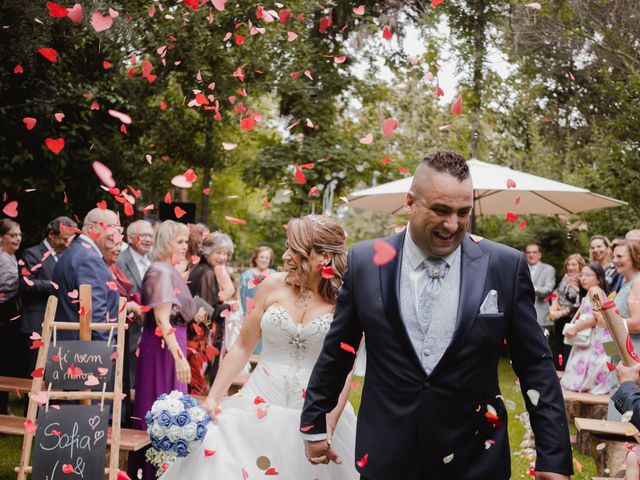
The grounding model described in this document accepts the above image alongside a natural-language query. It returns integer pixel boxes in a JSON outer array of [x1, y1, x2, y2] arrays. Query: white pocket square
[[479, 290, 499, 314]]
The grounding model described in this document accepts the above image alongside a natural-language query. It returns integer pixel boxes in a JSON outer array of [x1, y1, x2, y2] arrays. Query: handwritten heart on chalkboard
[[94, 430, 105, 445], [88, 415, 101, 430]]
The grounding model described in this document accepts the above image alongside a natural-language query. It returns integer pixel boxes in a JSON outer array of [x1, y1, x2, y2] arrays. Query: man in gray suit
[[525, 243, 556, 334], [116, 219, 154, 386]]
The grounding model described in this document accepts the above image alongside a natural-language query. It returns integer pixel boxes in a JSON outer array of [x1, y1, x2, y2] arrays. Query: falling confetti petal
[[372, 240, 396, 265], [91, 11, 114, 32], [451, 95, 462, 116], [360, 133, 373, 144], [381, 118, 399, 137], [339, 342, 356, 354], [108, 109, 132, 124], [621, 410, 633, 423], [38, 48, 58, 63], [45, 137, 65, 154], [225, 216, 247, 225], [526, 389, 540, 406], [443, 453, 454, 464], [92, 161, 116, 188], [2, 201, 18, 218]]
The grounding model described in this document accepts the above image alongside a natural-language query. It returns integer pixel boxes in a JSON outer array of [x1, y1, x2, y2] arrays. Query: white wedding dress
[[161, 303, 358, 480]]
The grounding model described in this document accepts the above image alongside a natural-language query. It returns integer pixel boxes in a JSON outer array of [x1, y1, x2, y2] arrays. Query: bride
[[161, 215, 358, 479]]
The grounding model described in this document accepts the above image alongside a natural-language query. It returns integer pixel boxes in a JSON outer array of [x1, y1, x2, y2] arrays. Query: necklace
[[295, 289, 314, 309]]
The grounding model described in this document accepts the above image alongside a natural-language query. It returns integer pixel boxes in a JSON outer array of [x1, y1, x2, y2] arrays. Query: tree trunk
[[200, 117, 213, 223], [469, 0, 487, 160]]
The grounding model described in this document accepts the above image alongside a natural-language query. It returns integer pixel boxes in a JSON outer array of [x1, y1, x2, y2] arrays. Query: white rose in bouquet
[[167, 425, 184, 443], [165, 398, 183, 416], [189, 406, 206, 422], [189, 440, 201, 452], [149, 422, 167, 440], [182, 423, 198, 441], [151, 401, 163, 416], [167, 390, 183, 401]]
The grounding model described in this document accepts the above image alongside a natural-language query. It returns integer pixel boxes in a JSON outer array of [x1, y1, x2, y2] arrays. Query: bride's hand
[[202, 397, 220, 421]]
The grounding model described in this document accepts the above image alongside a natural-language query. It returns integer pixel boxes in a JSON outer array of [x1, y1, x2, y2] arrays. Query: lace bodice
[[240, 303, 333, 409]]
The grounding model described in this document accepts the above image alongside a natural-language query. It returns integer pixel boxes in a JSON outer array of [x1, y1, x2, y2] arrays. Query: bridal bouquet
[[145, 390, 210, 476]]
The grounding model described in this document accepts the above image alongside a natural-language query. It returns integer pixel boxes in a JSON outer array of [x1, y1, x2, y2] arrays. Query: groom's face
[[406, 168, 473, 258]]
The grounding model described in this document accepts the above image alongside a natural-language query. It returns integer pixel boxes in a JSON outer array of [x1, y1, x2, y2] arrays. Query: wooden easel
[[16, 284, 128, 479]]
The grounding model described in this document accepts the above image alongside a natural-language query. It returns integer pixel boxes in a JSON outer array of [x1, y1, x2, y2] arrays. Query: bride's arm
[[326, 371, 354, 441], [202, 274, 279, 414]]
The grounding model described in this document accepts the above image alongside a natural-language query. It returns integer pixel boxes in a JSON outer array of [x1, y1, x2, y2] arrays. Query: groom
[[301, 152, 572, 479]]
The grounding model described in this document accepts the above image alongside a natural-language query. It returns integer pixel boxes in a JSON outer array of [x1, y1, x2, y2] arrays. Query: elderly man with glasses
[[52, 208, 121, 340]]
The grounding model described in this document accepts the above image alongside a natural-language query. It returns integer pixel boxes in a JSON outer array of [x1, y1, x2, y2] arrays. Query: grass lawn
[[0, 358, 597, 479]]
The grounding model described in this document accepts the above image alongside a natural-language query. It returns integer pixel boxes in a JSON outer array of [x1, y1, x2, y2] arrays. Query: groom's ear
[[405, 190, 415, 210]]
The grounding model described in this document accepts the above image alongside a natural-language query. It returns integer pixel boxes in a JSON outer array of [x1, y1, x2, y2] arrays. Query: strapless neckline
[[264, 303, 333, 330]]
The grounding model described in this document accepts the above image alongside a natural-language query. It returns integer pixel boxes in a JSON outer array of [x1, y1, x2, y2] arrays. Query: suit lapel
[[40, 242, 56, 276], [125, 249, 142, 289], [379, 231, 426, 373], [434, 235, 490, 371]]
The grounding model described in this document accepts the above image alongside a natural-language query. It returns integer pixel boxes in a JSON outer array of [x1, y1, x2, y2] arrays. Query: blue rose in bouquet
[[145, 390, 211, 475]]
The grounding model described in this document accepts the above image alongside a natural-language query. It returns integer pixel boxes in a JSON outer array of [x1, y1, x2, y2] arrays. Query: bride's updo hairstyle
[[285, 215, 347, 304]]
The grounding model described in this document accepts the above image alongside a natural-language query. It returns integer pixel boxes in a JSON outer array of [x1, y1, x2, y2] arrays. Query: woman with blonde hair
[[548, 253, 586, 369], [130, 220, 208, 479], [160, 215, 357, 480]]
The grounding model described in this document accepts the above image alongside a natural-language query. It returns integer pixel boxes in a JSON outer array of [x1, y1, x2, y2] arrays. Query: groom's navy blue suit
[[301, 232, 573, 479]]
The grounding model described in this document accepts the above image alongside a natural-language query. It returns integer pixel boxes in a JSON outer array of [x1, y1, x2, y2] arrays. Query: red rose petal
[[38, 47, 58, 63]]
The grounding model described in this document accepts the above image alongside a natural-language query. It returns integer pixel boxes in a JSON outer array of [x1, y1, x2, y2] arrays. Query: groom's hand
[[303, 439, 342, 465], [535, 472, 569, 480]]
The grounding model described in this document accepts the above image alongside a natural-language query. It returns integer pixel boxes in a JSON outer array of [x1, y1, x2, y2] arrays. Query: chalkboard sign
[[44, 341, 115, 391], [32, 404, 110, 480]]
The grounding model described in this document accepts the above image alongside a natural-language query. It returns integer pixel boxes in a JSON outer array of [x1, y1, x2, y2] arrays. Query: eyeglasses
[[137, 233, 153, 239], [88, 222, 124, 235], [4, 232, 22, 238]]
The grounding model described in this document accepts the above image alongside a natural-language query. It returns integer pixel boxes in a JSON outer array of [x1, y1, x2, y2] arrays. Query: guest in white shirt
[[116, 219, 154, 386]]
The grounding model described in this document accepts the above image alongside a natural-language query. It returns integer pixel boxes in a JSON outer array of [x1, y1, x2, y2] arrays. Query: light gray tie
[[417, 258, 448, 333]]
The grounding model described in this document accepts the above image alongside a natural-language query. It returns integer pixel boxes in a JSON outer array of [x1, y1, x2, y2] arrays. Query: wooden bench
[[563, 389, 609, 422], [575, 417, 638, 477], [0, 376, 32, 395]]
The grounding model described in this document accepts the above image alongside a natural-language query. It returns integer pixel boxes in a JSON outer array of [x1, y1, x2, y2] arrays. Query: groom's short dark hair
[[420, 151, 469, 181]]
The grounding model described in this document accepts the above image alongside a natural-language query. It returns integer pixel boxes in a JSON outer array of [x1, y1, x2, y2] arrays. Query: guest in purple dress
[[129, 220, 207, 479]]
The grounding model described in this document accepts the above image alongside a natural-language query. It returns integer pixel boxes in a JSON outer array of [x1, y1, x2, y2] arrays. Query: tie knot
[[425, 259, 446, 279]]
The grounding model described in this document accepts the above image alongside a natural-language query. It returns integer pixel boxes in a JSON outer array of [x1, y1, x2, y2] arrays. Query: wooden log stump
[[575, 418, 637, 477], [563, 389, 609, 423]]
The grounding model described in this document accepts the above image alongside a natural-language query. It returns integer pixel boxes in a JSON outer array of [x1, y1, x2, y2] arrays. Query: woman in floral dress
[[560, 262, 612, 394]]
